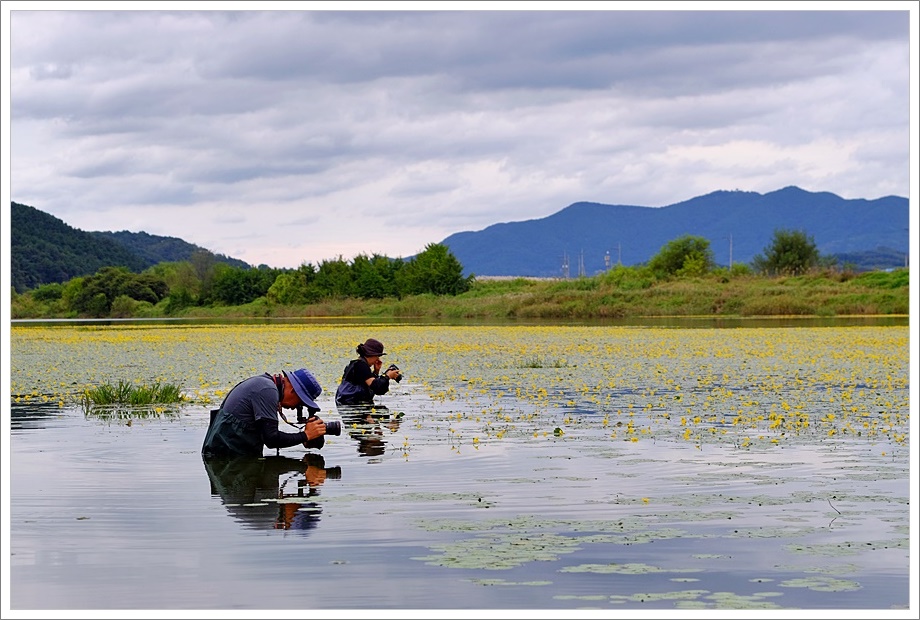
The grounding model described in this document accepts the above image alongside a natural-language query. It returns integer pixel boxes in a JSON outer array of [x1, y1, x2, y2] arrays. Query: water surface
[[6, 321, 911, 612]]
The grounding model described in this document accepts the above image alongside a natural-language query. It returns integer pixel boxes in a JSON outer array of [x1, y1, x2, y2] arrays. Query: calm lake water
[[4, 318, 914, 615]]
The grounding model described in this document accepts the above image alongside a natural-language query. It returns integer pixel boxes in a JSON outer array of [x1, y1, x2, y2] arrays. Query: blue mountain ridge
[[439, 186, 908, 277]]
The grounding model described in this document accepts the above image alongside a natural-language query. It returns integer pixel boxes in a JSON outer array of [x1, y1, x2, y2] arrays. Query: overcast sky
[[3, 3, 916, 269]]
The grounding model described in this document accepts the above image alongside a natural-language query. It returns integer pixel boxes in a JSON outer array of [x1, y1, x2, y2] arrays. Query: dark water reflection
[[203, 453, 342, 532], [337, 403, 403, 460]]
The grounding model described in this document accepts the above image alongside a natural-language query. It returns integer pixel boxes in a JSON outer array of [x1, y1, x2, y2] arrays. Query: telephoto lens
[[324, 420, 342, 436], [306, 415, 342, 436]]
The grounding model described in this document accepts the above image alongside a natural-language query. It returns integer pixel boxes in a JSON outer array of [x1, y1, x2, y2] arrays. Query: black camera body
[[386, 363, 402, 383]]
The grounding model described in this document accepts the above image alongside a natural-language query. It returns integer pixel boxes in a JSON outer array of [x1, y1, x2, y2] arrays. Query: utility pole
[[578, 249, 586, 277], [618, 242, 622, 265], [562, 252, 569, 279], [605, 251, 610, 271], [725, 233, 733, 269]]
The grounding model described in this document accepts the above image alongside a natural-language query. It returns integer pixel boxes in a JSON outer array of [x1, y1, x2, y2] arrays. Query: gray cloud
[[5, 4, 912, 269]]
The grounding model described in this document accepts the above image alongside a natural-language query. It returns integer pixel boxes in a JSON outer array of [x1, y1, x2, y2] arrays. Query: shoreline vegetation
[[10, 235, 909, 322], [47, 269, 907, 321]]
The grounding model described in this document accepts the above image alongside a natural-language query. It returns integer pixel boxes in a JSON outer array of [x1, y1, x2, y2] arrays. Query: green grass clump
[[520, 356, 568, 369], [851, 268, 909, 289], [82, 380, 185, 410]]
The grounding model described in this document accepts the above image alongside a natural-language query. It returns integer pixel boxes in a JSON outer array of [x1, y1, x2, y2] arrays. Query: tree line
[[12, 243, 472, 318], [11, 229, 840, 319]]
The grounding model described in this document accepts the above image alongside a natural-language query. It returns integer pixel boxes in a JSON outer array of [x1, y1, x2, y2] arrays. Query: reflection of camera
[[323, 465, 342, 480], [386, 364, 402, 383], [310, 415, 342, 436], [303, 454, 342, 480]]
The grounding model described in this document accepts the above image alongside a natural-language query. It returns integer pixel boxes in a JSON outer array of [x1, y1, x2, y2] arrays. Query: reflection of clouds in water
[[203, 453, 342, 532]]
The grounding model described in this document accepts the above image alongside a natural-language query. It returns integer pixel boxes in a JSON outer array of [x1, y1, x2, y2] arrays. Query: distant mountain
[[439, 186, 909, 277], [10, 202, 250, 292], [11, 186, 910, 294]]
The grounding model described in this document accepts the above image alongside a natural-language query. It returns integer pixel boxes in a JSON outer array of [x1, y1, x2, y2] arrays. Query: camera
[[298, 408, 342, 436], [312, 416, 342, 436], [386, 364, 402, 383]]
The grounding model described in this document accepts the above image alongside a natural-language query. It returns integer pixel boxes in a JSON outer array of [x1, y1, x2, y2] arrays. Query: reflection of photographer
[[203, 453, 342, 531], [337, 403, 403, 459]]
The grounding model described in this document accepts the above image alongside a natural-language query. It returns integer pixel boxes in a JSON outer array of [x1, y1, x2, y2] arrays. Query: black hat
[[361, 338, 386, 357]]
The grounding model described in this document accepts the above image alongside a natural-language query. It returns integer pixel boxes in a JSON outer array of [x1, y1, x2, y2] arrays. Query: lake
[[4, 319, 913, 615]]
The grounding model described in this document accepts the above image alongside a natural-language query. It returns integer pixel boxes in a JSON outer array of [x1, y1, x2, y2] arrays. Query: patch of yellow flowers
[[9, 323, 909, 453]]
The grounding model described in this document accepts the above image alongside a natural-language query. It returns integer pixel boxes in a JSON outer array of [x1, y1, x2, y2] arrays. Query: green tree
[[398, 243, 471, 296], [69, 266, 170, 316], [60, 277, 86, 313], [147, 261, 203, 313], [648, 235, 715, 278], [70, 267, 133, 315], [31, 282, 64, 303], [147, 261, 201, 297], [266, 263, 320, 305], [312, 257, 354, 299], [751, 229, 820, 276], [208, 265, 279, 306], [351, 253, 400, 299]]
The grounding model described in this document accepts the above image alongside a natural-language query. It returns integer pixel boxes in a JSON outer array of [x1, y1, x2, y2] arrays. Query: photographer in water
[[335, 338, 402, 406], [202, 368, 339, 458]]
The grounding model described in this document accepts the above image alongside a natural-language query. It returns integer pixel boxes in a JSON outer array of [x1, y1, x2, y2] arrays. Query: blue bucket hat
[[285, 368, 322, 410]]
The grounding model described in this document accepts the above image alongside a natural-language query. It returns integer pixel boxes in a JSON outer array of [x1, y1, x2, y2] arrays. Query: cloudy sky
[[3, 3, 916, 269]]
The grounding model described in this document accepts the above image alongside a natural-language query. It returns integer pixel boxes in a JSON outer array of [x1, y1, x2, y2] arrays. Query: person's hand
[[304, 416, 327, 441], [386, 367, 400, 380], [373, 359, 383, 373]]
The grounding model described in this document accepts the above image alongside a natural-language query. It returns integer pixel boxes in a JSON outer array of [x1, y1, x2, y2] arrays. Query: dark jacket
[[202, 374, 308, 458], [334, 358, 390, 405]]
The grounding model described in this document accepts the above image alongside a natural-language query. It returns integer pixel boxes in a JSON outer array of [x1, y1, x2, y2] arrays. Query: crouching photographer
[[335, 338, 403, 406], [202, 367, 331, 458]]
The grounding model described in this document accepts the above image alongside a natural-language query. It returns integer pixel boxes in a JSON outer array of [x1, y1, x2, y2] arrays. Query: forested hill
[[440, 186, 909, 277], [10, 202, 249, 293], [92, 230, 249, 271]]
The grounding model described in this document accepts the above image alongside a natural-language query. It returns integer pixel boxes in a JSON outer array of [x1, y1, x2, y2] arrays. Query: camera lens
[[325, 420, 342, 436]]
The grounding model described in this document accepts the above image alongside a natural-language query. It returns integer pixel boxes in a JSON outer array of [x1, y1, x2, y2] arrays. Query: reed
[[81, 380, 186, 410]]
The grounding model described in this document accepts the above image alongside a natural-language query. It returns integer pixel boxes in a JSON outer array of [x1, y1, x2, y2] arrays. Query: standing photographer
[[202, 368, 329, 458], [335, 338, 401, 405]]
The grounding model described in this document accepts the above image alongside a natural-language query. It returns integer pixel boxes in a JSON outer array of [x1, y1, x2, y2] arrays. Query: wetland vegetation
[[10, 232, 910, 321], [11, 265, 910, 322], [8, 321, 910, 610]]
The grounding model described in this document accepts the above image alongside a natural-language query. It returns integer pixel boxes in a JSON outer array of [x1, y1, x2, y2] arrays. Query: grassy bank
[[169, 268, 909, 321]]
